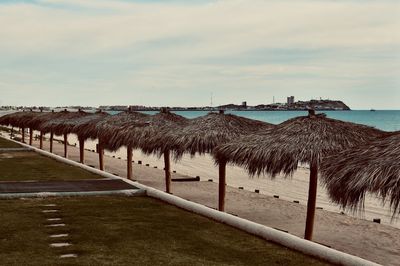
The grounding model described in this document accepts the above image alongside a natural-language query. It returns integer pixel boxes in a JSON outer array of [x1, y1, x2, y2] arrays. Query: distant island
[[216, 99, 350, 111], [99, 98, 351, 111], [0, 98, 350, 112]]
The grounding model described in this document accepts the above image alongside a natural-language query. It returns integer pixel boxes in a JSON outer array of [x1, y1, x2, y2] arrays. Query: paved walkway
[[0, 179, 138, 193]]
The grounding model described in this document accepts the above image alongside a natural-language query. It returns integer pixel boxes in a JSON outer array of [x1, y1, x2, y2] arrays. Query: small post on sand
[[39, 131, 43, 149], [29, 128, 33, 145], [127, 145, 133, 179], [21, 127, 25, 143], [164, 149, 171, 193], [49, 132, 54, 153], [218, 160, 227, 211], [304, 161, 318, 240], [63, 133, 68, 158], [79, 138, 85, 164], [98, 141, 104, 171]]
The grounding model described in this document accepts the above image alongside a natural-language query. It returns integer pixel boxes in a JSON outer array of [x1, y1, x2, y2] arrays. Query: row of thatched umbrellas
[[0, 108, 397, 241]]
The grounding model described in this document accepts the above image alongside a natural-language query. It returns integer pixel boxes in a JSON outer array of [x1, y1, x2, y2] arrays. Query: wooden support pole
[[49, 132, 54, 153], [63, 133, 68, 158], [39, 131, 43, 149], [29, 128, 33, 145], [127, 145, 133, 179], [218, 160, 227, 211], [164, 150, 171, 193], [98, 141, 104, 171], [305, 161, 318, 241], [21, 127, 25, 143], [11, 126, 14, 139], [79, 139, 85, 164]]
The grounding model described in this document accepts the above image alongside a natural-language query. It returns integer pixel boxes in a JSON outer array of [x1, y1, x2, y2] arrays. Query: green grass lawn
[[0, 151, 101, 181], [0, 137, 22, 148], [0, 196, 330, 266]]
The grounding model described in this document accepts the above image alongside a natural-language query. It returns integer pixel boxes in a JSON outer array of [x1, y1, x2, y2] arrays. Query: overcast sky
[[0, 0, 399, 109]]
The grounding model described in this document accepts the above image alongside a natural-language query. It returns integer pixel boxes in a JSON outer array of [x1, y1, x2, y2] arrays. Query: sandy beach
[[2, 130, 396, 266]]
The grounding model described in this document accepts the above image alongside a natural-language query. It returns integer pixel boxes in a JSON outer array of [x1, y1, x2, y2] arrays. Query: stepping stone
[[42, 204, 57, 207], [60, 254, 78, 258], [47, 218, 62, 221], [50, 242, 71, 248], [50, 234, 69, 238], [46, 223, 66, 227], [42, 210, 59, 213]]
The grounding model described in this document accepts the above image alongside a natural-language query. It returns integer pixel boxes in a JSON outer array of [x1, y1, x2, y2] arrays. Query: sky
[[0, 0, 399, 109]]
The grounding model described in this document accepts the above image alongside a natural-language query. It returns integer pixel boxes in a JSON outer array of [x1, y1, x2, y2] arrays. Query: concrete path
[[0, 179, 138, 193]]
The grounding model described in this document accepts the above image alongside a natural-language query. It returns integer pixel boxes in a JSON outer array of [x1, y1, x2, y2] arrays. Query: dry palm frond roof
[[0, 111, 43, 128], [69, 112, 110, 141], [320, 131, 400, 216], [108, 110, 189, 152], [43, 111, 110, 137], [21, 110, 74, 131], [38, 110, 88, 134], [213, 113, 387, 177], [151, 112, 274, 157], [81, 111, 150, 150], [22, 111, 60, 130], [0, 111, 24, 127]]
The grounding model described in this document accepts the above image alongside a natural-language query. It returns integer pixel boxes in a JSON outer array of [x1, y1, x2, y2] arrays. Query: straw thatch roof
[[152, 112, 274, 158], [213, 113, 386, 177], [108, 110, 189, 152], [0, 111, 43, 128], [36, 111, 109, 138], [68, 112, 110, 141], [85, 111, 150, 150], [38, 110, 88, 135], [321, 132, 400, 215], [18, 110, 71, 132]]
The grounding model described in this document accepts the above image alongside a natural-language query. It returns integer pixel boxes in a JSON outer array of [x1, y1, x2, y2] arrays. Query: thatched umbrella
[[0, 111, 23, 141], [0, 110, 42, 143], [76, 110, 150, 171], [151, 110, 274, 204], [321, 131, 400, 216], [26, 110, 70, 151], [21, 110, 58, 149], [65, 111, 110, 163], [36, 110, 109, 163], [110, 109, 189, 190], [213, 110, 386, 240], [38, 110, 88, 157]]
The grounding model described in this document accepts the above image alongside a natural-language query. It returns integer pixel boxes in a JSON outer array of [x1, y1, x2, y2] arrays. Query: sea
[[137, 110, 400, 131], [2, 109, 398, 131]]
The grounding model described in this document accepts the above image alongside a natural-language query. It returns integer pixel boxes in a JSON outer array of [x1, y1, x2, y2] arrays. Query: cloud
[[0, 0, 399, 108]]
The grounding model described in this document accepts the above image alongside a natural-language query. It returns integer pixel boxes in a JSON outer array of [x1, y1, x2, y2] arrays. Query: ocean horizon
[[135, 110, 400, 132], [2, 109, 399, 132]]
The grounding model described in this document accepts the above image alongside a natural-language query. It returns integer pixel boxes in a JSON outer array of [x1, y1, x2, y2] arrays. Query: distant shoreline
[[133, 108, 352, 112]]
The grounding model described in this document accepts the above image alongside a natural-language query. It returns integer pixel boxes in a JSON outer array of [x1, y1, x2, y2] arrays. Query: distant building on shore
[[242, 101, 247, 108], [287, 96, 295, 105], [99, 105, 128, 111]]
